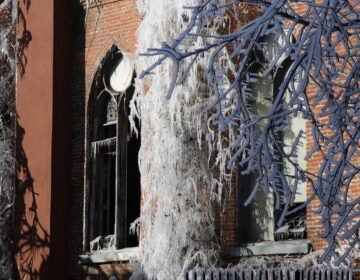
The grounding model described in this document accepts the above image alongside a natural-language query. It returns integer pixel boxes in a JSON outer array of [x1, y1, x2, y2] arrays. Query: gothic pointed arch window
[[89, 46, 140, 251]]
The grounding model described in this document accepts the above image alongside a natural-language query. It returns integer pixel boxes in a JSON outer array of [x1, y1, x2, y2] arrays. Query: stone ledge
[[79, 247, 140, 265], [230, 240, 311, 257]]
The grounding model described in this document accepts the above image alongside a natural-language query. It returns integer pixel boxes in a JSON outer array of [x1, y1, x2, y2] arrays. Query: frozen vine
[[138, 0, 360, 268], [0, 0, 16, 279], [132, 0, 238, 279]]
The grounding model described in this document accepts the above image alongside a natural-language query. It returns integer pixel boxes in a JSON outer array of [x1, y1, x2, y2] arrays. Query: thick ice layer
[[135, 0, 360, 269], [132, 0, 232, 279]]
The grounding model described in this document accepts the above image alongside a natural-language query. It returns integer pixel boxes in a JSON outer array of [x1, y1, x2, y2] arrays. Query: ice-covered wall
[[135, 0, 360, 268], [0, 0, 16, 279], [133, 1, 232, 279]]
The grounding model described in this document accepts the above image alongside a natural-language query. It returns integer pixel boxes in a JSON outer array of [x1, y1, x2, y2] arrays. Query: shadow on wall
[[13, 1, 49, 278], [13, 119, 50, 280], [17, 0, 32, 77]]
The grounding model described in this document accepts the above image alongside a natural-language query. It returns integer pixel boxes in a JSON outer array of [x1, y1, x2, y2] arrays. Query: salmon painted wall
[[15, 0, 71, 278]]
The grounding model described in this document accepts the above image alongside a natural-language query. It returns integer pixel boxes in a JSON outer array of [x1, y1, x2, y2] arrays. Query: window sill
[[79, 247, 140, 265], [230, 239, 311, 257]]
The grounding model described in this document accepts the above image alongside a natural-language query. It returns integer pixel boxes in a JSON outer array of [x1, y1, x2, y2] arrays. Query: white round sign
[[109, 54, 134, 93]]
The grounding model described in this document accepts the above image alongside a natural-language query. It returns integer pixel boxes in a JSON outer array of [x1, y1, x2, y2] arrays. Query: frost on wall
[[137, 0, 360, 271], [0, 0, 16, 279], [133, 0, 235, 279]]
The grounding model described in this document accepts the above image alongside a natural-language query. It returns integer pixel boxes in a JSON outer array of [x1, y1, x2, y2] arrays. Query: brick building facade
[[11, 0, 359, 279], [68, 1, 139, 278]]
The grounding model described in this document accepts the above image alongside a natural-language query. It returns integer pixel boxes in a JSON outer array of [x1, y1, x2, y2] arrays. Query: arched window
[[237, 34, 307, 245], [89, 46, 140, 251]]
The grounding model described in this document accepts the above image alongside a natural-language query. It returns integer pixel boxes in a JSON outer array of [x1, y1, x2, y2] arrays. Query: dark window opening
[[237, 40, 306, 244], [89, 46, 140, 251], [127, 118, 141, 247]]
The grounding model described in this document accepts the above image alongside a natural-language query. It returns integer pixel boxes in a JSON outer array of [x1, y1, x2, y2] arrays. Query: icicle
[[91, 137, 117, 157], [135, 0, 360, 268], [131, 1, 235, 279]]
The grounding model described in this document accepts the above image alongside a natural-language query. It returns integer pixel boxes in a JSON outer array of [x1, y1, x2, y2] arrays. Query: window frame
[[87, 46, 138, 251], [235, 48, 307, 246]]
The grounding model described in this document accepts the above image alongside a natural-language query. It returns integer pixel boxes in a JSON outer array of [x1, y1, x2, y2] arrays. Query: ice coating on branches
[[0, 0, 16, 279], [138, 0, 360, 268], [133, 0, 235, 278]]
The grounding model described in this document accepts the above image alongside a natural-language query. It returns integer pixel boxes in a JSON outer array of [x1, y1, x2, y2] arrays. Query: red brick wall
[[221, 175, 237, 258], [305, 83, 327, 250], [68, 0, 139, 278], [290, 1, 360, 252], [67, 1, 360, 277], [305, 87, 360, 251]]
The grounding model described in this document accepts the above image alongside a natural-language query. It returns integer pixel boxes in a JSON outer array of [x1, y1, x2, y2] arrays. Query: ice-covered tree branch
[[140, 0, 360, 266]]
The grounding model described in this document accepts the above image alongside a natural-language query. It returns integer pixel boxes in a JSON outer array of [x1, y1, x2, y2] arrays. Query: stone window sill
[[230, 239, 311, 257], [79, 247, 140, 265]]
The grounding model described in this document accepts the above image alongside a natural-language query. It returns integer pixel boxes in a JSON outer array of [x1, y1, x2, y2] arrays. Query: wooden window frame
[[88, 46, 138, 251]]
